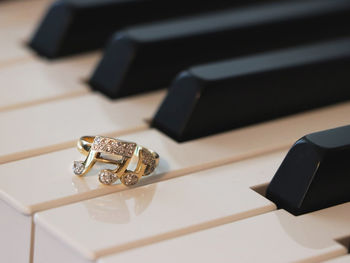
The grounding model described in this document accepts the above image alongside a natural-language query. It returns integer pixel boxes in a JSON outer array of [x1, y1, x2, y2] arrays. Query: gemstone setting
[[141, 148, 157, 175], [99, 169, 118, 185], [73, 161, 85, 175], [122, 173, 139, 186], [92, 136, 136, 158]]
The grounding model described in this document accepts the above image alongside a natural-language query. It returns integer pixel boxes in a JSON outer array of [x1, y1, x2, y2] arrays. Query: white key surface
[[0, 149, 282, 263], [0, 53, 100, 111], [27, 101, 350, 262], [0, 91, 164, 164], [0, 0, 48, 27], [4, 1, 349, 263], [324, 255, 350, 262], [0, 199, 32, 263], [2, 2, 349, 260], [98, 203, 350, 263], [0, 0, 99, 113], [0, 25, 34, 66], [2, 100, 350, 215], [0, 134, 284, 215], [1, 96, 349, 166], [33, 167, 277, 261], [1, 100, 350, 214], [0, 0, 49, 65]]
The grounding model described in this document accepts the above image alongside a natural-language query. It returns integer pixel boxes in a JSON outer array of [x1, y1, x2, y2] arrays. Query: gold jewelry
[[73, 136, 159, 186]]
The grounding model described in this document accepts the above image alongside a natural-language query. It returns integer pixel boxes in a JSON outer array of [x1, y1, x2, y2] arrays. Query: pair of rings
[[73, 136, 159, 186]]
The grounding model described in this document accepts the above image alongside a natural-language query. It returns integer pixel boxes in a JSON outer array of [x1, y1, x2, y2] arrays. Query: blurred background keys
[[266, 125, 350, 215], [28, 0, 259, 58], [89, 0, 350, 98], [152, 38, 350, 142]]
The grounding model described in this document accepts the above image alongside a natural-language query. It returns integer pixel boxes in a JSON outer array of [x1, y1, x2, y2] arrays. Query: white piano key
[[99, 203, 350, 263], [1, 95, 349, 165], [1, 101, 350, 262], [0, 0, 48, 27], [2, 99, 350, 215], [324, 255, 350, 262], [0, 0, 49, 66], [0, 199, 32, 263], [0, 146, 285, 262], [0, 26, 33, 66], [0, 0, 99, 112], [0, 52, 100, 112], [0, 90, 164, 164], [33, 158, 278, 262], [0, 147, 284, 214]]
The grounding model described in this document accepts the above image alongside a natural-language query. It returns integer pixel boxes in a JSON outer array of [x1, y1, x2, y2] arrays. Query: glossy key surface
[[0, 0, 48, 66], [90, 0, 350, 98], [29, 0, 252, 58], [2, 98, 350, 262], [266, 125, 350, 215], [152, 38, 350, 141], [98, 204, 350, 263], [2, 0, 350, 262]]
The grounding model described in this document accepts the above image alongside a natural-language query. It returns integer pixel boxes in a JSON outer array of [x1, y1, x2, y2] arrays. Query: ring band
[[73, 136, 159, 186]]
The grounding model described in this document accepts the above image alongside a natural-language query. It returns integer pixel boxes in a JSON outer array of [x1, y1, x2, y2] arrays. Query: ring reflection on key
[[73, 136, 159, 186]]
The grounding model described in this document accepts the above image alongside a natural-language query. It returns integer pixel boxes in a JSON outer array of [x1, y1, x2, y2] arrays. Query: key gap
[[251, 183, 282, 212], [336, 236, 350, 253], [251, 183, 269, 198], [29, 217, 36, 263]]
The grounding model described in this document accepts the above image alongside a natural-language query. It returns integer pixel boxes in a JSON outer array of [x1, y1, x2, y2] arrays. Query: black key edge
[[89, 32, 155, 98], [28, 0, 73, 58], [28, 0, 268, 59], [151, 71, 204, 142], [88, 0, 350, 100], [266, 125, 350, 215], [151, 38, 350, 142]]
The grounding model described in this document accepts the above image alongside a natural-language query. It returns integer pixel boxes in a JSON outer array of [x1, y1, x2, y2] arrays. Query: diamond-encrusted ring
[[73, 136, 159, 186]]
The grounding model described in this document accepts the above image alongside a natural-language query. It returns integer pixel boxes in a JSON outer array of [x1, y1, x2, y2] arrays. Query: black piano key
[[266, 125, 350, 215], [152, 38, 350, 142], [90, 0, 350, 98], [29, 0, 256, 58]]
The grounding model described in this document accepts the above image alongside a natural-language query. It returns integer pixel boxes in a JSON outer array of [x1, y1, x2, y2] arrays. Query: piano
[[1, 0, 350, 262]]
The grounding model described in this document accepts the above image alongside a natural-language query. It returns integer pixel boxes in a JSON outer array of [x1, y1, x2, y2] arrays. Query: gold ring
[[73, 136, 159, 186]]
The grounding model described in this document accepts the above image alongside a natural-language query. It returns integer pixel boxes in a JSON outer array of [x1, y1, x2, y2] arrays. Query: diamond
[[141, 149, 157, 175], [105, 145, 112, 152], [73, 161, 85, 175], [99, 170, 117, 185], [92, 136, 136, 158], [144, 163, 156, 175], [122, 173, 139, 186]]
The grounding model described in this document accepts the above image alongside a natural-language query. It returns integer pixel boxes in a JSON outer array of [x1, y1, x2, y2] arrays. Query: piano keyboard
[[1, 0, 350, 262]]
